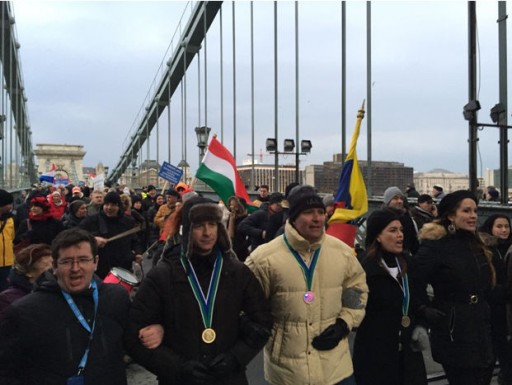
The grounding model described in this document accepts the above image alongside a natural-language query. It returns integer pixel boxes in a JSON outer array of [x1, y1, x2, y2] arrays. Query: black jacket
[[353, 253, 426, 385], [0, 274, 130, 385], [410, 224, 495, 368], [80, 210, 143, 278], [125, 249, 273, 385], [15, 216, 64, 246]]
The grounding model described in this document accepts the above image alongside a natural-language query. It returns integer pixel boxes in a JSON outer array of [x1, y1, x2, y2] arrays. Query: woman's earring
[[448, 223, 456, 234]]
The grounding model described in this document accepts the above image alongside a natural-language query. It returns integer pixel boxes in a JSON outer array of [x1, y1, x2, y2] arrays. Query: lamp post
[[266, 138, 312, 188], [195, 126, 211, 164], [463, 100, 512, 204]]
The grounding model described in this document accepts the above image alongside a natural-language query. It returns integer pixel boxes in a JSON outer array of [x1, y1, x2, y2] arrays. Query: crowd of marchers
[[0, 180, 510, 385]]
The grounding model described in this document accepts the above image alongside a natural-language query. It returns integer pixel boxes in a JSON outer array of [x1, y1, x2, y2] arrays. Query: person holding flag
[[327, 101, 368, 248]]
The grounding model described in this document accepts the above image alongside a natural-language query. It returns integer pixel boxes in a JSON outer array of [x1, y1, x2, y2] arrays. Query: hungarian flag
[[326, 101, 368, 247], [196, 135, 256, 212]]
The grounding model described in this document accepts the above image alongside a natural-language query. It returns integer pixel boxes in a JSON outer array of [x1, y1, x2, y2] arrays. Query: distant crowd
[[0, 180, 509, 385]]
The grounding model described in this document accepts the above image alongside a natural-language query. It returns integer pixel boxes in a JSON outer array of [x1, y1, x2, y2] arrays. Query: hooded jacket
[[0, 273, 130, 385], [245, 221, 368, 385]]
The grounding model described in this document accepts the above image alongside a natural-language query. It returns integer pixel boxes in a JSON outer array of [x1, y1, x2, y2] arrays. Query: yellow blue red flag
[[328, 101, 368, 225]]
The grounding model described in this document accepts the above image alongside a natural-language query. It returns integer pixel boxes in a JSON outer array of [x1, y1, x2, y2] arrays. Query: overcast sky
[[11, 1, 510, 177]]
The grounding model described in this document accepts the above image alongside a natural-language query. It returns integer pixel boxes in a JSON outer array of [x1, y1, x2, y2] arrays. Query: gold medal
[[401, 315, 411, 328], [202, 328, 216, 343]]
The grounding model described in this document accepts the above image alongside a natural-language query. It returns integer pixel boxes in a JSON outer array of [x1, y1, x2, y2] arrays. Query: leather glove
[[410, 326, 430, 352], [312, 318, 350, 351], [180, 360, 215, 384], [239, 314, 271, 350], [418, 306, 446, 326], [209, 352, 240, 377]]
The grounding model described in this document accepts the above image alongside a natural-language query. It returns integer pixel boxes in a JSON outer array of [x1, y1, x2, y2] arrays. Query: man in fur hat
[[125, 196, 273, 385], [245, 185, 368, 385]]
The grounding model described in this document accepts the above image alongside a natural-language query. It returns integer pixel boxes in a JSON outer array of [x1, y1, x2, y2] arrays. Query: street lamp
[[266, 137, 312, 186], [195, 126, 211, 164], [462, 100, 512, 204]]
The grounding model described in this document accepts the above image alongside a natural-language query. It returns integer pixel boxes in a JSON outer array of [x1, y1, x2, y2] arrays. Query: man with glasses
[[0, 228, 130, 385]]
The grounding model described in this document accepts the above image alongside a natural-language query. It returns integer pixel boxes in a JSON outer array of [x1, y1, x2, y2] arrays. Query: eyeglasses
[[57, 257, 95, 268]]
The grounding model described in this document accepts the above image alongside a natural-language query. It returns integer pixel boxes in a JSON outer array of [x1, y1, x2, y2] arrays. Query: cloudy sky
[[11, 1, 510, 178]]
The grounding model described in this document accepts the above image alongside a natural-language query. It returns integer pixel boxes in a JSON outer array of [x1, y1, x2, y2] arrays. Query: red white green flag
[[195, 135, 256, 211]]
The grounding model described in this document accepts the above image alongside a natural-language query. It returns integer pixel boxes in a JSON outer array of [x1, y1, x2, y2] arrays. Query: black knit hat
[[437, 190, 477, 219], [365, 208, 402, 248], [268, 192, 284, 205], [0, 189, 13, 207], [69, 200, 86, 215], [103, 191, 122, 207], [287, 185, 325, 222]]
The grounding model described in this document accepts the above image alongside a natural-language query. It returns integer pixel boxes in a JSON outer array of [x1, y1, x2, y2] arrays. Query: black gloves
[[209, 352, 240, 377], [312, 318, 350, 351], [417, 305, 446, 327], [239, 314, 271, 350], [180, 360, 215, 384]]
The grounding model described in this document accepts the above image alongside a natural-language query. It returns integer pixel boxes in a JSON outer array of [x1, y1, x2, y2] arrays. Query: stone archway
[[34, 144, 86, 184]]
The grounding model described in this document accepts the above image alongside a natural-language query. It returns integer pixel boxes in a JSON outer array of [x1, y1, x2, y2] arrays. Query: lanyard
[[61, 280, 98, 374], [180, 252, 223, 329], [395, 258, 410, 318], [283, 234, 321, 292]]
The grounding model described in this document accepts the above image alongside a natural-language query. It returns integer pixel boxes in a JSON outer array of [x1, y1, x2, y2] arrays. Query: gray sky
[[11, 1, 510, 177]]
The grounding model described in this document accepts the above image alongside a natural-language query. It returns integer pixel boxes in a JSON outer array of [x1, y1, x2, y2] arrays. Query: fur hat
[[437, 190, 477, 219], [287, 185, 325, 222], [0, 189, 13, 207], [103, 191, 122, 207], [14, 243, 52, 275], [365, 208, 402, 248], [383, 186, 404, 206], [181, 196, 233, 258]]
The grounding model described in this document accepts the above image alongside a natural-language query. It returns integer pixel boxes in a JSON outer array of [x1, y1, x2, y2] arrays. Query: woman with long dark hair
[[479, 214, 512, 385], [353, 208, 427, 385], [410, 190, 496, 385]]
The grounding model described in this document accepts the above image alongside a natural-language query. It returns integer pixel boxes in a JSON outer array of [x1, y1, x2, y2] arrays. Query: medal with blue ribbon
[[180, 252, 223, 343], [396, 258, 411, 328], [283, 234, 321, 304]]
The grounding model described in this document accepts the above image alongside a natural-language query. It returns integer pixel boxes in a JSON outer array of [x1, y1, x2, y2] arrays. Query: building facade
[[237, 162, 303, 193]]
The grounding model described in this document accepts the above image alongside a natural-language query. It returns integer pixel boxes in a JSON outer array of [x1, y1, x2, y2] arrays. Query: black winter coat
[[409, 224, 495, 369], [80, 210, 143, 278], [237, 209, 271, 250], [353, 253, 427, 385], [0, 274, 130, 385], [125, 250, 273, 385], [15, 216, 64, 246]]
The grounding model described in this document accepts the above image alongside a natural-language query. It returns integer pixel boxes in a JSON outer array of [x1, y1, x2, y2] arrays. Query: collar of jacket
[[284, 220, 324, 254]]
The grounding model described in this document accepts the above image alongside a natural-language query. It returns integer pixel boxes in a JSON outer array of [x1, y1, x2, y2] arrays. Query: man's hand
[[95, 236, 107, 248], [181, 360, 215, 384], [134, 254, 143, 264], [209, 352, 240, 377], [138, 324, 164, 349], [312, 318, 350, 351]]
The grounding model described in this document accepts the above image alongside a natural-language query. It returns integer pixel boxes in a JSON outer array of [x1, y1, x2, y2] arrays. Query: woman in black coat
[[409, 190, 496, 385], [479, 214, 512, 385], [353, 208, 427, 385]]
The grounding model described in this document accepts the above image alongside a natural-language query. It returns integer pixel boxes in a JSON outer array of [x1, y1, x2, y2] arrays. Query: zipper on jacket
[[449, 307, 455, 342]]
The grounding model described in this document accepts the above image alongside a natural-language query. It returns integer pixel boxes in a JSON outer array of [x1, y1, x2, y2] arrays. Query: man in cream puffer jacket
[[246, 185, 368, 385]]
